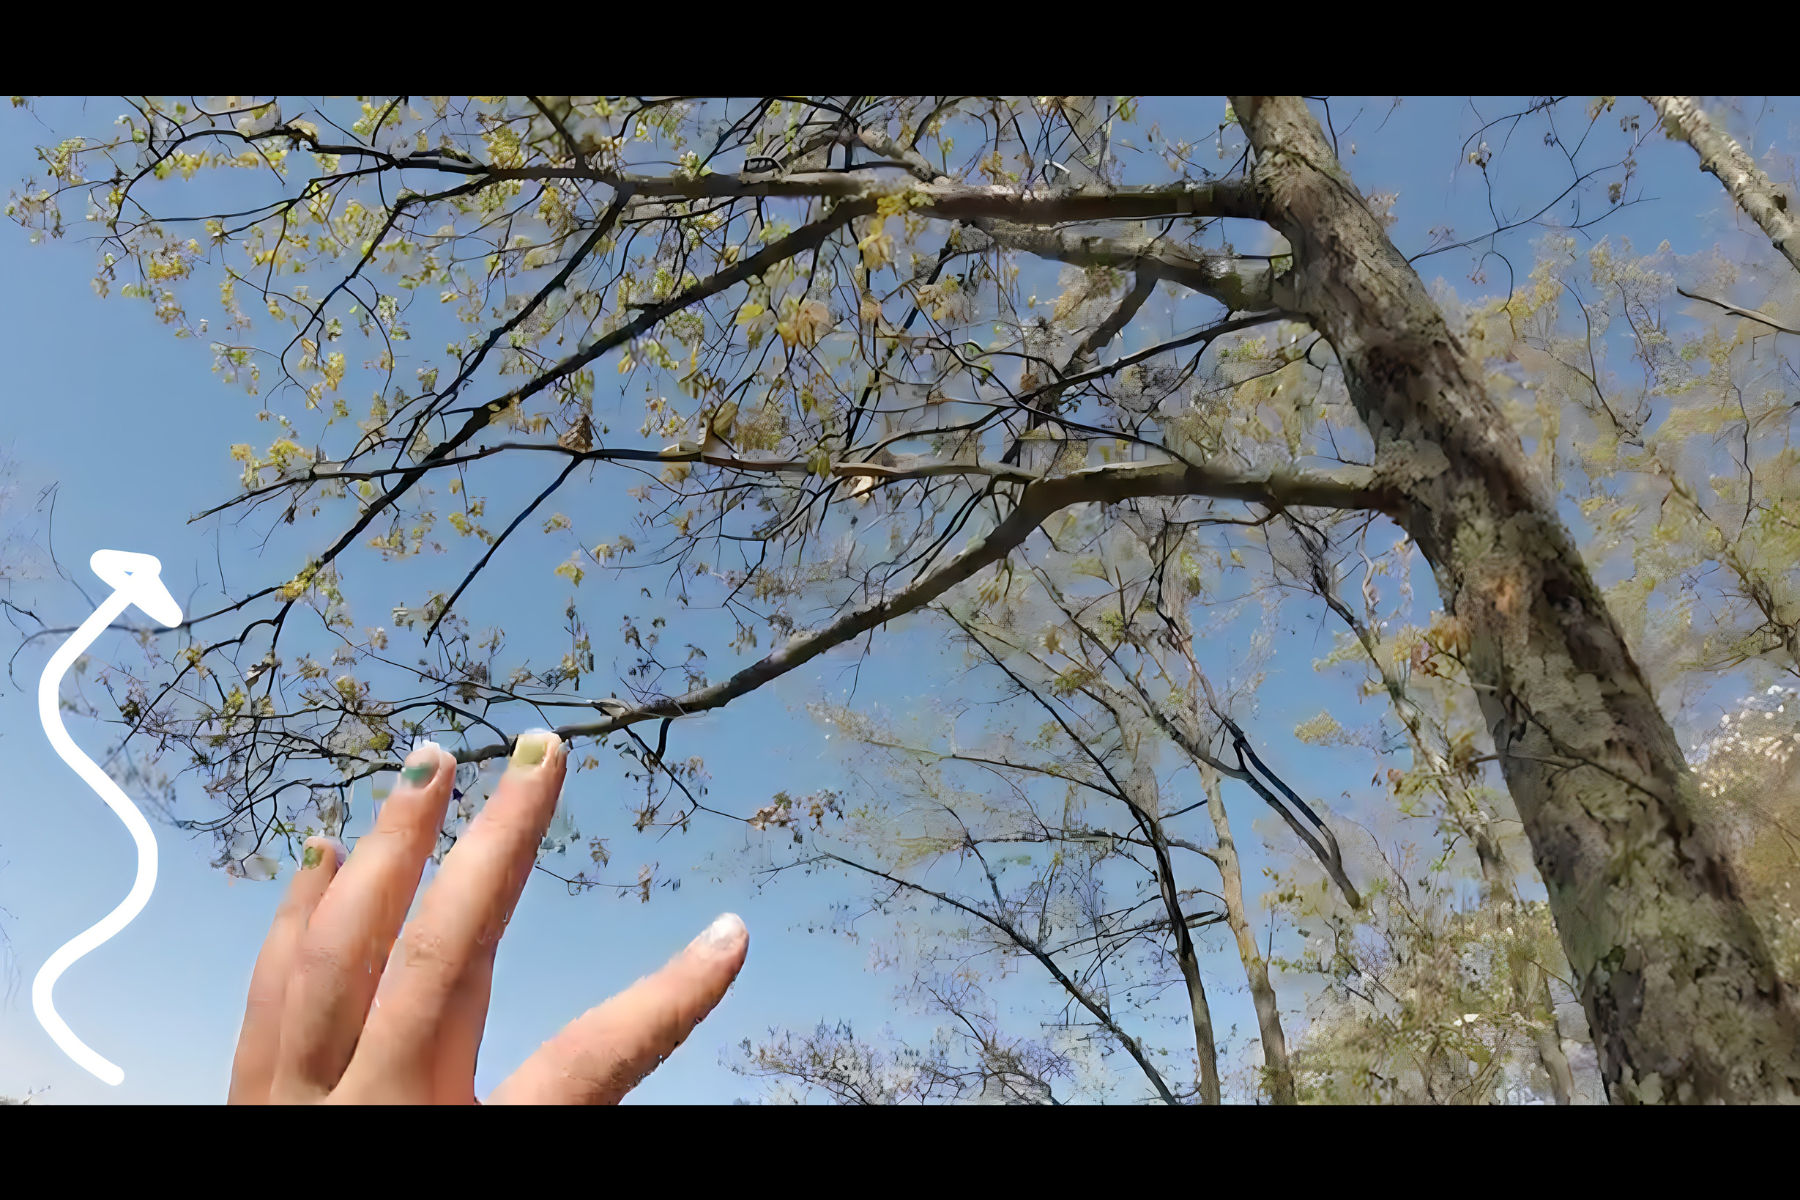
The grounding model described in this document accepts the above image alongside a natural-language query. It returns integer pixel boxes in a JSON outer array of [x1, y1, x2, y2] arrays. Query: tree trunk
[[1200, 763, 1297, 1103], [1231, 95, 1800, 1103], [1174, 923, 1223, 1105]]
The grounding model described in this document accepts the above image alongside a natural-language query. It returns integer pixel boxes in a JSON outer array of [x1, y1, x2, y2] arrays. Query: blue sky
[[0, 96, 1788, 1104]]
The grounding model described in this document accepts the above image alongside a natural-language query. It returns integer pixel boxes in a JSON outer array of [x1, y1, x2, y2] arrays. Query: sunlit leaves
[[1464, 233, 1800, 697], [857, 221, 896, 271]]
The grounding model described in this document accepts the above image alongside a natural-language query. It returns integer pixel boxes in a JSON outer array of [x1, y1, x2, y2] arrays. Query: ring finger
[[228, 835, 343, 1104]]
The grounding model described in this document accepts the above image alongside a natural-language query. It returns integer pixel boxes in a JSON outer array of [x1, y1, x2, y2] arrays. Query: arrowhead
[[90, 550, 182, 628]]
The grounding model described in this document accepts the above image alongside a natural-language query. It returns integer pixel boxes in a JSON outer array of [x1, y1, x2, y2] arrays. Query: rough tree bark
[[1646, 96, 1800, 276], [1231, 95, 1800, 1104]]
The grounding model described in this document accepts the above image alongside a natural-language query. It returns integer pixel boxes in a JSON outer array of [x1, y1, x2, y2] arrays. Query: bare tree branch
[[1675, 286, 1800, 337], [479, 172, 1264, 225], [232, 197, 873, 603], [448, 458, 1396, 764], [526, 96, 588, 170], [1648, 96, 1800, 276], [810, 849, 1179, 1103], [975, 219, 1295, 314]]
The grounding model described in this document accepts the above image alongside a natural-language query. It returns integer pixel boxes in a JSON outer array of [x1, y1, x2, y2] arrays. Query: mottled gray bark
[[1647, 96, 1800, 276], [973, 220, 1291, 313], [1232, 95, 1800, 1104]]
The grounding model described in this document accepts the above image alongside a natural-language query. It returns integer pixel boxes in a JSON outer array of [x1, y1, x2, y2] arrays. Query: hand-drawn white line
[[33, 550, 182, 1086]]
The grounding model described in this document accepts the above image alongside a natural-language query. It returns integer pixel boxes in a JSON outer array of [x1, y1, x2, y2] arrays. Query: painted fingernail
[[690, 912, 747, 956], [402, 741, 445, 787], [302, 837, 346, 870], [509, 729, 560, 772]]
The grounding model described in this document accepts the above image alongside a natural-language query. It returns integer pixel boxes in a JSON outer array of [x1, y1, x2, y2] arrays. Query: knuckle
[[291, 938, 343, 979], [561, 1043, 636, 1102], [400, 924, 458, 976]]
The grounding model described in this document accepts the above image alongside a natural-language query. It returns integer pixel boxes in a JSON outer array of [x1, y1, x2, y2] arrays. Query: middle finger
[[342, 731, 566, 1100]]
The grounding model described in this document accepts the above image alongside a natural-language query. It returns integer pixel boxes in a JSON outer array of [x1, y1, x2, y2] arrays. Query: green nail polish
[[302, 845, 323, 870], [511, 732, 553, 769], [401, 743, 443, 786]]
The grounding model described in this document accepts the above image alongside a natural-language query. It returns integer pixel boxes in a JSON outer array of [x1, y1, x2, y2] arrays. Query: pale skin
[[228, 730, 749, 1104]]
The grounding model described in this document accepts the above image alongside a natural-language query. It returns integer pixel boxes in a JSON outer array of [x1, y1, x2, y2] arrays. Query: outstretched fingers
[[487, 913, 749, 1105]]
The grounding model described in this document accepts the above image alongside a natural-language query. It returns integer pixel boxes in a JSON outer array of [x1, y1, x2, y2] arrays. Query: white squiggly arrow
[[34, 550, 183, 1086]]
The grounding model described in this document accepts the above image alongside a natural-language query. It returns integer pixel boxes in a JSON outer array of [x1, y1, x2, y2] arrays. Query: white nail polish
[[692, 912, 746, 953]]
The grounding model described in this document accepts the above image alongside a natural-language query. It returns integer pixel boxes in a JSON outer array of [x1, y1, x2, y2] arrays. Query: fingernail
[[509, 729, 561, 772], [302, 837, 347, 870], [402, 741, 445, 787], [690, 912, 747, 955]]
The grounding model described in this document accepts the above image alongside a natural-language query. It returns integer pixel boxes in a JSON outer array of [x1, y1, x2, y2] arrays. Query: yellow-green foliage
[[1690, 688, 1800, 982], [1270, 842, 1570, 1105]]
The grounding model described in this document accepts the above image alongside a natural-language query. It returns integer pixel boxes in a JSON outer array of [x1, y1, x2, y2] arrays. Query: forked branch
[[443, 458, 1395, 766]]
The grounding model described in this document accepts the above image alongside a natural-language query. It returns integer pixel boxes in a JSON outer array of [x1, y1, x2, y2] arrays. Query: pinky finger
[[487, 913, 748, 1105]]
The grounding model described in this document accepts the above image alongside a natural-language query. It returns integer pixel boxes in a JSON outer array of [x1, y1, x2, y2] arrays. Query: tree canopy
[[9, 95, 1800, 1103]]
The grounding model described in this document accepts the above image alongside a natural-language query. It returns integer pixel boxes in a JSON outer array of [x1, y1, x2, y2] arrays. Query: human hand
[[227, 731, 749, 1104]]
